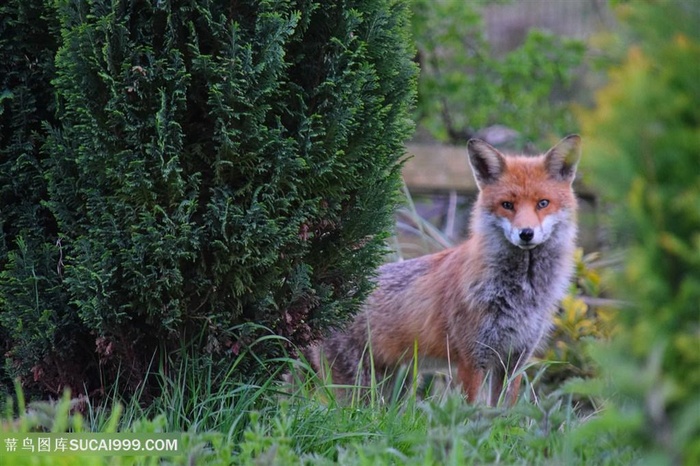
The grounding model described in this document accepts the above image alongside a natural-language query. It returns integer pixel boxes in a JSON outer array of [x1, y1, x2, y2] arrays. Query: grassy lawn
[[1, 352, 639, 465]]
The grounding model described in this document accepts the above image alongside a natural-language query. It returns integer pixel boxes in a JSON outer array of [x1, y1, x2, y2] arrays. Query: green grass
[[1, 344, 640, 466]]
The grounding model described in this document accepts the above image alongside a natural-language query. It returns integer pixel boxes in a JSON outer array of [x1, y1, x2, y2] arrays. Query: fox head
[[466, 135, 581, 250]]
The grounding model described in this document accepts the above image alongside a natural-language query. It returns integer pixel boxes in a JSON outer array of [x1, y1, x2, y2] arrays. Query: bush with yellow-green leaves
[[570, 1, 700, 463]]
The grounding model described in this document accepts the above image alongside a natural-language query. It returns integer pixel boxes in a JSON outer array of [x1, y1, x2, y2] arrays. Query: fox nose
[[519, 228, 534, 242]]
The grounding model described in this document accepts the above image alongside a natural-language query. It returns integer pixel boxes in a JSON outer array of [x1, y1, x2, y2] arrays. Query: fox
[[300, 135, 582, 406]]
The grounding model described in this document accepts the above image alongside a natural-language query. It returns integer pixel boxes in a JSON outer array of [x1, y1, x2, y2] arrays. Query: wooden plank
[[403, 143, 476, 192]]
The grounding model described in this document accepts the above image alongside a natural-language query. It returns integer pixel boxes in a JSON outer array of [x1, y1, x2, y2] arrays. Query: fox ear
[[544, 134, 581, 183], [467, 139, 506, 188]]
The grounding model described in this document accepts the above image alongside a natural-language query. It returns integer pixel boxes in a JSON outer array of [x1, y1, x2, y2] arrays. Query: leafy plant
[[0, 383, 170, 466], [541, 250, 619, 386], [571, 1, 700, 463]]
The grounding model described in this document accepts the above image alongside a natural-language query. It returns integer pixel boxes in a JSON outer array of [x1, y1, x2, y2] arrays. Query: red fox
[[302, 135, 581, 406]]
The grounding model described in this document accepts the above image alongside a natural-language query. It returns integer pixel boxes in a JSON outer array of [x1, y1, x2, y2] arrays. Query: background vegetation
[[411, 0, 586, 146], [2, 0, 698, 465], [573, 1, 700, 462]]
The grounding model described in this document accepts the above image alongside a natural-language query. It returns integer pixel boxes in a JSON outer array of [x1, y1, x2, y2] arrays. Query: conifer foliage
[[0, 0, 73, 396], [0, 0, 415, 397]]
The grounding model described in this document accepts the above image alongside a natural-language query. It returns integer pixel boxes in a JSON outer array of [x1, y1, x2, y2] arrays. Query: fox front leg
[[489, 363, 523, 407], [457, 357, 485, 403]]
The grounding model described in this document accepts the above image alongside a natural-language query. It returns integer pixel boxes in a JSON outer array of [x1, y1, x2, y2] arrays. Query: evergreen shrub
[[0, 0, 74, 398], [0, 0, 416, 398]]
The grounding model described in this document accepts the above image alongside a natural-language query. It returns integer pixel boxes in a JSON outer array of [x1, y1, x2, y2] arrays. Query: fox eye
[[501, 201, 514, 210], [537, 199, 550, 209]]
